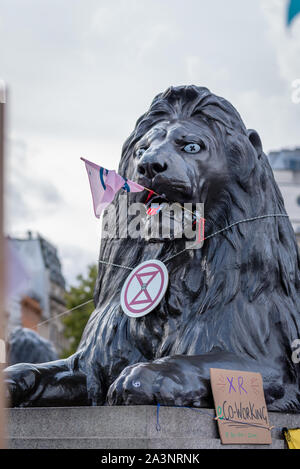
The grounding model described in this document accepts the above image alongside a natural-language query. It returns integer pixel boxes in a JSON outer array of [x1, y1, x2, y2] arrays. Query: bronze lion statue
[[5, 85, 300, 411]]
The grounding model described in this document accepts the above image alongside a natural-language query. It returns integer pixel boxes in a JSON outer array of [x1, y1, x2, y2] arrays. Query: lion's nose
[[137, 157, 168, 179]]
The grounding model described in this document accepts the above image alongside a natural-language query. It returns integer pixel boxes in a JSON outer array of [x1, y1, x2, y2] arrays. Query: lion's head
[[118, 85, 281, 236]]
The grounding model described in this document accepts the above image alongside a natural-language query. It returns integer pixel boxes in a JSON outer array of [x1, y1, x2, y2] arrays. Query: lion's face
[[134, 119, 229, 212]]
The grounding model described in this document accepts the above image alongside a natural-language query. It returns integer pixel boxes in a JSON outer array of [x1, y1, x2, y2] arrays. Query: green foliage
[[61, 264, 97, 358]]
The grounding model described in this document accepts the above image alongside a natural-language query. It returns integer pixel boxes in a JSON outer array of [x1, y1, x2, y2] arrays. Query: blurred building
[[5, 232, 68, 356], [269, 148, 300, 248]]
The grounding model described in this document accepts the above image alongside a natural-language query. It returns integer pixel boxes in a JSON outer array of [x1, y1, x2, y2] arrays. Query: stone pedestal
[[7, 406, 300, 449]]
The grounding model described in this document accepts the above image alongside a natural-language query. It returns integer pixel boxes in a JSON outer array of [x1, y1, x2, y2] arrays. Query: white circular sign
[[120, 259, 169, 318]]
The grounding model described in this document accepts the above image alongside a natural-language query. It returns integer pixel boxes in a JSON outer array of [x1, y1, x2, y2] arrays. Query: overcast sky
[[1, 0, 300, 286]]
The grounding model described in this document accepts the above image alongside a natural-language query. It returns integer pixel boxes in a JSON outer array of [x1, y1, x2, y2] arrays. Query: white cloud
[[1, 0, 300, 284], [186, 56, 231, 94], [261, 0, 300, 82]]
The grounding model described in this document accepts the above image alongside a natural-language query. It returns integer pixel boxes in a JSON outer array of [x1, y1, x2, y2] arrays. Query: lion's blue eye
[[183, 143, 201, 153], [136, 148, 146, 158]]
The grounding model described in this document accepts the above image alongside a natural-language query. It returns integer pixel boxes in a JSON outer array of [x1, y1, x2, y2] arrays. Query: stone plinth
[[6, 406, 300, 449]]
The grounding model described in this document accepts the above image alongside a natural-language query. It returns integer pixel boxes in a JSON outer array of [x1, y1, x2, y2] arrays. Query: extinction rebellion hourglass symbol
[[120, 260, 169, 318]]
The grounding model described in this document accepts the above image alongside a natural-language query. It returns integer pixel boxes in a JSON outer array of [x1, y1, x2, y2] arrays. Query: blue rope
[[156, 403, 161, 431]]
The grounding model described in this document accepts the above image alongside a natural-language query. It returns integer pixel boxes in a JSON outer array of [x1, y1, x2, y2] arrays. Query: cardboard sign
[[210, 368, 272, 445]]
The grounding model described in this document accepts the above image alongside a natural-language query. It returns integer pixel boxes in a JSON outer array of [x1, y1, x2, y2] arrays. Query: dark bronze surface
[[4, 86, 300, 411]]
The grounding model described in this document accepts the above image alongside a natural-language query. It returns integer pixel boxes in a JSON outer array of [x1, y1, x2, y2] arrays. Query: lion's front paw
[[107, 362, 158, 405], [4, 363, 40, 407], [106, 357, 211, 407]]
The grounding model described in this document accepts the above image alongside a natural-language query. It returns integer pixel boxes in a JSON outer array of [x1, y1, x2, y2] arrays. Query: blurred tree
[[61, 264, 97, 357]]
